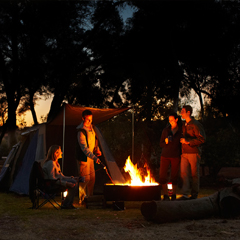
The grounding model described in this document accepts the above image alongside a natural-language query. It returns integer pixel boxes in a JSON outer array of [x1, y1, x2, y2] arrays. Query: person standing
[[179, 105, 206, 200], [76, 110, 101, 204], [159, 113, 182, 201]]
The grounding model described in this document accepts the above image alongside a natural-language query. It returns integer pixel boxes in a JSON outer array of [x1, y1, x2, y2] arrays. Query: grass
[[0, 187, 226, 240], [0, 187, 217, 216]]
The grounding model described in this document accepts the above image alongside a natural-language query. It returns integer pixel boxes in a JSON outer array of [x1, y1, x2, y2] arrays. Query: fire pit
[[104, 184, 161, 201], [104, 156, 161, 202]]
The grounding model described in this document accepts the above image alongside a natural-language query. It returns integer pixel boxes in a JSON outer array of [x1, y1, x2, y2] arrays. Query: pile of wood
[[141, 184, 240, 223]]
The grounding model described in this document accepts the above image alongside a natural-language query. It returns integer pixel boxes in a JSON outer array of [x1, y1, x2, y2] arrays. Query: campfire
[[104, 156, 160, 202], [123, 156, 158, 186]]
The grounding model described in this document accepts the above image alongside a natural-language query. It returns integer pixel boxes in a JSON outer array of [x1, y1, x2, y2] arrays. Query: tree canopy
[[0, 0, 240, 147]]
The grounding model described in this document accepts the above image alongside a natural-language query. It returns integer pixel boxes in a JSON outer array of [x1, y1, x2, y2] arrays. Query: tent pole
[[132, 106, 134, 163], [62, 104, 66, 173]]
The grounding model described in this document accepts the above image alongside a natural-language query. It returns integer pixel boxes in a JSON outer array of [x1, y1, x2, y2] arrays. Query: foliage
[[202, 116, 240, 175], [1, 1, 240, 152]]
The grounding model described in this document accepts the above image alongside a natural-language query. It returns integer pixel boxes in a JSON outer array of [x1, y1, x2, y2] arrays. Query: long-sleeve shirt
[[42, 160, 72, 187], [77, 122, 99, 162], [160, 125, 182, 158], [182, 118, 206, 154]]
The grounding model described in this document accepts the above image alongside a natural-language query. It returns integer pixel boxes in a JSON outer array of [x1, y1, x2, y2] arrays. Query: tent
[[0, 103, 131, 195]]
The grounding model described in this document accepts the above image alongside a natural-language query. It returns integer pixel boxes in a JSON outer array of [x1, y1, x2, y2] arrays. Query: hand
[[180, 138, 189, 145], [165, 138, 169, 144], [96, 158, 101, 164], [66, 182, 76, 188], [95, 149, 102, 157]]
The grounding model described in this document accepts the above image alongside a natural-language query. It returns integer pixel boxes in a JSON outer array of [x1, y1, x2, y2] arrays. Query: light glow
[[63, 191, 68, 198], [123, 156, 158, 186]]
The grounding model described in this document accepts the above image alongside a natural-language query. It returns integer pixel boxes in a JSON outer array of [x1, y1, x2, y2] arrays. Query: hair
[[45, 145, 60, 162], [168, 112, 182, 128], [182, 105, 193, 115], [169, 112, 178, 119], [82, 110, 93, 118]]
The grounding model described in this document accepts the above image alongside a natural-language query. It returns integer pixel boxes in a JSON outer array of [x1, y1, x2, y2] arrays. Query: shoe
[[163, 195, 170, 201], [177, 195, 189, 200], [171, 194, 176, 201]]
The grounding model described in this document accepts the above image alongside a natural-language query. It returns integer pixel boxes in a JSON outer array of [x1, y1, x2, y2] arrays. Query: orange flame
[[123, 156, 158, 186]]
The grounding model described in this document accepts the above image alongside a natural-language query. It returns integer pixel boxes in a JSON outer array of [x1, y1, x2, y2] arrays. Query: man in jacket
[[179, 105, 206, 200], [76, 110, 101, 205]]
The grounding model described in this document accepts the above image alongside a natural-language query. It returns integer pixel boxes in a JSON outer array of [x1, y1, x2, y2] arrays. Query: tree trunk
[[29, 92, 38, 125], [141, 185, 240, 223]]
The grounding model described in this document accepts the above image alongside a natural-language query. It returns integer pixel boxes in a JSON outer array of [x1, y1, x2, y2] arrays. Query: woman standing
[[159, 113, 182, 201], [42, 145, 78, 209]]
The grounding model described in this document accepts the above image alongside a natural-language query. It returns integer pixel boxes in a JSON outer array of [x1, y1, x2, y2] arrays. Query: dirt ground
[[1, 193, 240, 240]]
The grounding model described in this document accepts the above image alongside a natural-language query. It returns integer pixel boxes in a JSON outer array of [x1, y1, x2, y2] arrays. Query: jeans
[[180, 153, 200, 197], [63, 178, 78, 207]]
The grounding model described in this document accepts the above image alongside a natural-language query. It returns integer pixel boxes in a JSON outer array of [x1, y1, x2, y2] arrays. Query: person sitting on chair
[[42, 145, 78, 209]]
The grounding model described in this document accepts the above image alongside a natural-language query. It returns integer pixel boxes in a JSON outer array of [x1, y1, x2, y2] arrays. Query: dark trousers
[[159, 156, 180, 185]]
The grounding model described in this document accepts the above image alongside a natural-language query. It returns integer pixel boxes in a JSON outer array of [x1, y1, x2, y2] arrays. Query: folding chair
[[29, 161, 66, 210]]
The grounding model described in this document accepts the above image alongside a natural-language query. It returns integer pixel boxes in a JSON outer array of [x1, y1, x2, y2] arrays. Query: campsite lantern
[[167, 182, 173, 196], [61, 191, 68, 205], [63, 191, 68, 198]]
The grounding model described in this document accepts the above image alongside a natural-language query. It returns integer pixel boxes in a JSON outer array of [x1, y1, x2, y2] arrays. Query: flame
[[123, 156, 158, 186]]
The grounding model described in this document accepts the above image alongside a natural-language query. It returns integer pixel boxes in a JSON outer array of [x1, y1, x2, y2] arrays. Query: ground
[[0, 191, 240, 240]]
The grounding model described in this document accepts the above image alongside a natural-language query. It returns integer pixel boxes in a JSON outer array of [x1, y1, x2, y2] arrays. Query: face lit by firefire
[[168, 116, 178, 128], [83, 115, 92, 129], [54, 147, 62, 161]]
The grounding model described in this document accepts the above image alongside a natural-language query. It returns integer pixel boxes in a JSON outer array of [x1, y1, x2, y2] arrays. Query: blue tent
[[9, 131, 38, 195], [0, 104, 130, 195]]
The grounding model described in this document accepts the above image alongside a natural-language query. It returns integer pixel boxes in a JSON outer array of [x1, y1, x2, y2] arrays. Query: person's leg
[[180, 154, 191, 198], [63, 179, 78, 207], [86, 159, 95, 196], [189, 153, 200, 198], [159, 156, 170, 200], [170, 157, 180, 200], [79, 161, 89, 203]]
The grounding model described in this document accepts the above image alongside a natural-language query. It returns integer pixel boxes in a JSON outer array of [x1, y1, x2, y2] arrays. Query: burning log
[[141, 185, 240, 223]]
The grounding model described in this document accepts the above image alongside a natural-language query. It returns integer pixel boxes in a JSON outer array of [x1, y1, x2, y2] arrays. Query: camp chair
[[29, 161, 66, 210]]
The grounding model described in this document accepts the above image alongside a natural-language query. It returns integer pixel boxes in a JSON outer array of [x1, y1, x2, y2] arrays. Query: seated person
[[42, 145, 78, 209]]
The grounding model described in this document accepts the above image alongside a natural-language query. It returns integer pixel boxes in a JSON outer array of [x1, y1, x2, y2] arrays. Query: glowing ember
[[123, 156, 158, 186]]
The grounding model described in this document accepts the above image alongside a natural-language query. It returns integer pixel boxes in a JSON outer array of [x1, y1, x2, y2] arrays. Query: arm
[[181, 121, 206, 146], [78, 130, 99, 162], [160, 128, 168, 148], [44, 161, 72, 187], [188, 123, 206, 147]]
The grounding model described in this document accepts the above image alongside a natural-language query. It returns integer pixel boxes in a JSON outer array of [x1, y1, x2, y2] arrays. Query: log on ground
[[141, 192, 219, 223]]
